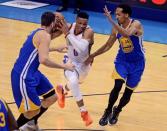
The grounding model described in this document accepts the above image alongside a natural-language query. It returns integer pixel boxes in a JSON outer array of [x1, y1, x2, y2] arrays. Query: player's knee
[[24, 109, 40, 119], [122, 87, 133, 101], [74, 94, 82, 101], [114, 79, 124, 88], [45, 95, 57, 106], [42, 90, 57, 107], [68, 77, 78, 89], [68, 80, 82, 101]]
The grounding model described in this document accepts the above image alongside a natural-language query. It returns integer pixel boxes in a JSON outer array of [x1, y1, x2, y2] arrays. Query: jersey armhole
[[32, 32, 39, 49], [0, 98, 8, 111]]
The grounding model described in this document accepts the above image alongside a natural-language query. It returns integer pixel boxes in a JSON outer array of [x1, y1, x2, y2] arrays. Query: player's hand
[[103, 5, 112, 22], [50, 46, 67, 53], [84, 56, 94, 65], [64, 60, 75, 71], [55, 46, 68, 53], [57, 18, 69, 36], [56, 47, 68, 53]]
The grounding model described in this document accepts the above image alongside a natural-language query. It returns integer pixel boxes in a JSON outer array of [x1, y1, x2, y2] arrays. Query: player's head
[[115, 4, 132, 24], [50, 12, 66, 33], [55, 12, 65, 21], [41, 12, 57, 33], [75, 12, 89, 32]]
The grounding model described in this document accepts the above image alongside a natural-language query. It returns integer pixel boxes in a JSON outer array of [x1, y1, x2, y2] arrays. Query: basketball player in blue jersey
[[85, 4, 145, 126], [11, 11, 74, 130], [0, 98, 18, 131]]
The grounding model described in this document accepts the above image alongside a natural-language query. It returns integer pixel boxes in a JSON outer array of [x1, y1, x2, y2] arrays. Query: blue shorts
[[112, 59, 145, 89], [11, 69, 54, 113]]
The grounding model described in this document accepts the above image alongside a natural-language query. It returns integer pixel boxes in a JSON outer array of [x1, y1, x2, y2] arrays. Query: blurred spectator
[[56, 0, 82, 14]]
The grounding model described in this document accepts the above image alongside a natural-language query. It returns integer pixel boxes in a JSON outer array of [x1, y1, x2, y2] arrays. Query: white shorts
[[65, 61, 91, 82]]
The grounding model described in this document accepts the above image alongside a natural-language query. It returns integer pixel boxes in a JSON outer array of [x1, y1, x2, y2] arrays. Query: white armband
[[66, 34, 89, 53]]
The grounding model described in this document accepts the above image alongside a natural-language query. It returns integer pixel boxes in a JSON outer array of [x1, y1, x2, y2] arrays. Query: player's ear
[[51, 22, 54, 28], [125, 13, 129, 18]]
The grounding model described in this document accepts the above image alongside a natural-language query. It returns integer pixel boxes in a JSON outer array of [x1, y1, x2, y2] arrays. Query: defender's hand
[[103, 5, 112, 22], [84, 56, 94, 65]]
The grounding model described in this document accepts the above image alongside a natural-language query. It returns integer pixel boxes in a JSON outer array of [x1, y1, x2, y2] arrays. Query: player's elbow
[[39, 56, 48, 65]]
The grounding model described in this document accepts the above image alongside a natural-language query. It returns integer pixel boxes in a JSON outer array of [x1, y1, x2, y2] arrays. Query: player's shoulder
[[85, 27, 94, 34], [132, 19, 142, 26], [36, 30, 50, 39]]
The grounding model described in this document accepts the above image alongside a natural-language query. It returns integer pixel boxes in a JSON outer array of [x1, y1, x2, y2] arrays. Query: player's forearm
[[49, 46, 67, 52], [66, 34, 89, 53], [49, 47, 57, 52], [40, 57, 66, 69], [91, 43, 112, 58]]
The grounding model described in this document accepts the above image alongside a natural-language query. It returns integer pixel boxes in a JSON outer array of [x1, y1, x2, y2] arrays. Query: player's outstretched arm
[[49, 45, 68, 53], [37, 31, 74, 71], [84, 28, 116, 65], [104, 5, 141, 37]]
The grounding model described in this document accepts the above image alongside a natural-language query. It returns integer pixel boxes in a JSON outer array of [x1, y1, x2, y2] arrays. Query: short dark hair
[[41, 12, 55, 26], [77, 12, 89, 19], [117, 4, 132, 16]]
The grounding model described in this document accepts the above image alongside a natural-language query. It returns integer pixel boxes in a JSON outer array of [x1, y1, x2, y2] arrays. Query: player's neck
[[122, 18, 131, 29], [74, 28, 83, 35], [41, 26, 51, 34]]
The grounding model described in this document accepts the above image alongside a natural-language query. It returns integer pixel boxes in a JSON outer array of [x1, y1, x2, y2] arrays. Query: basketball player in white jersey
[[56, 11, 94, 126]]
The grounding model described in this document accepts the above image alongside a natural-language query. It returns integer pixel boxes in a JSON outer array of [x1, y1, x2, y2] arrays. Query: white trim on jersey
[[20, 49, 38, 111], [139, 35, 145, 56]]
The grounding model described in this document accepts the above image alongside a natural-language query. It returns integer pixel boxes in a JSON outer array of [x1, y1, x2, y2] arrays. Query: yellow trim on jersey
[[19, 99, 26, 113], [112, 68, 124, 80], [126, 85, 138, 91], [29, 99, 40, 111], [0, 98, 8, 111], [41, 88, 55, 97], [32, 33, 39, 49], [19, 99, 40, 113]]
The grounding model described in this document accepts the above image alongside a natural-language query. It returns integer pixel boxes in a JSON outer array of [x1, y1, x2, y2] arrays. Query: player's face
[[115, 8, 128, 24], [51, 13, 65, 33], [50, 19, 59, 33], [75, 17, 88, 32]]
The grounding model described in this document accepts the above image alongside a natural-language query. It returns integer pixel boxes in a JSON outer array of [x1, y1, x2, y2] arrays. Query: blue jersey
[[11, 28, 54, 113], [112, 19, 145, 88], [116, 20, 145, 62], [13, 28, 43, 77], [0, 99, 9, 131]]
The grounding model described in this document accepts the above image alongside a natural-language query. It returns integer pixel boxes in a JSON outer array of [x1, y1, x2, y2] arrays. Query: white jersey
[[65, 23, 92, 81], [67, 23, 91, 63]]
